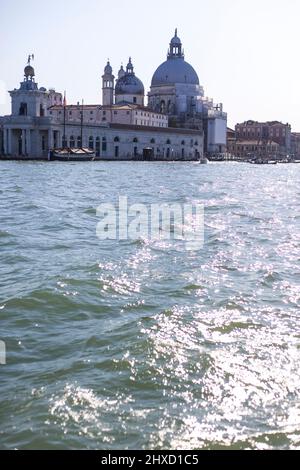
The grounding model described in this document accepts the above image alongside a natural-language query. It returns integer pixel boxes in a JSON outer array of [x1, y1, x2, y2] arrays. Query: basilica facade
[[0, 31, 226, 159]]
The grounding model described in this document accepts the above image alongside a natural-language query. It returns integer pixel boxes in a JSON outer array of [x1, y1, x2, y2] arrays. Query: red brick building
[[235, 120, 291, 153]]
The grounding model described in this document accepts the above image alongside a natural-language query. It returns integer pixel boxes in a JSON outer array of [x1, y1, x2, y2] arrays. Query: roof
[[237, 120, 290, 127]]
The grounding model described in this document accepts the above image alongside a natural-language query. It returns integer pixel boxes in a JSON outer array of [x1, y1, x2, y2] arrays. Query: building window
[[166, 139, 171, 145], [150, 138, 155, 144], [103, 111, 106, 116], [133, 138, 138, 143], [114, 111, 118, 115], [134, 146, 138, 157], [115, 146, 119, 158], [77, 136, 82, 148], [102, 137, 107, 152], [70, 136, 75, 148], [96, 137, 100, 157], [89, 136, 94, 150], [114, 136, 120, 143], [133, 97, 137, 104], [181, 140, 185, 146], [19, 103, 28, 116]]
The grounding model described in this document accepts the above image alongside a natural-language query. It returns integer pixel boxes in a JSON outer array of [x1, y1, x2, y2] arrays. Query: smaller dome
[[104, 61, 112, 75], [115, 74, 144, 96], [126, 57, 134, 74], [170, 28, 181, 45], [171, 35, 181, 45], [118, 65, 125, 79], [24, 65, 35, 77]]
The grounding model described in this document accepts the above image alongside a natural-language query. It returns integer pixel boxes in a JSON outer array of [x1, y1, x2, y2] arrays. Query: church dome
[[151, 30, 200, 87], [151, 58, 199, 86], [115, 58, 144, 96], [115, 74, 144, 95], [24, 65, 35, 77]]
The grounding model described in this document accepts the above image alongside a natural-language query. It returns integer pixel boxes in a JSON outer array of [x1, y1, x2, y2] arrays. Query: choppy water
[[0, 161, 300, 450]]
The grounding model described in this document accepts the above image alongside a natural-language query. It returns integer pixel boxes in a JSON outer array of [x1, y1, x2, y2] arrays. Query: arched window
[[181, 140, 185, 146], [160, 100, 165, 114], [133, 137, 138, 143], [95, 137, 100, 157], [19, 103, 27, 116], [70, 136, 75, 148], [166, 139, 171, 145], [114, 136, 120, 143], [150, 138, 155, 144], [195, 141, 198, 146], [77, 136, 82, 148], [89, 136, 94, 150], [102, 137, 107, 152]]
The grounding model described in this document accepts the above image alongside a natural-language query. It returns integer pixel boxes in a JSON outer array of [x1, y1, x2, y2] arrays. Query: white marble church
[[0, 31, 227, 160]]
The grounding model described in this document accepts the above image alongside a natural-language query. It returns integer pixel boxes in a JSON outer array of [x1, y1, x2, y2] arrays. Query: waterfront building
[[227, 138, 280, 160], [0, 30, 228, 160], [235, 120, 291, 155], [291, 132, 300, 158]]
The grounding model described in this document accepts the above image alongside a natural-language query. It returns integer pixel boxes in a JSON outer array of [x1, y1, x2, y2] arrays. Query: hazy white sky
[[0, 0, 299, 129]]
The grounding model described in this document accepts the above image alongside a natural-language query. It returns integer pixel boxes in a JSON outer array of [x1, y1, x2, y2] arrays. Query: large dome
[[151, 58, 199, 87]]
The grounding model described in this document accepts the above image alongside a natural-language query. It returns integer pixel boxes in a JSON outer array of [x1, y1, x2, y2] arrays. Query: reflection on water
[[0, 161, 299, 449]]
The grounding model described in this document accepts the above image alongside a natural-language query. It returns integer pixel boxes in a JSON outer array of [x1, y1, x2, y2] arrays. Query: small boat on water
[[199, 156, 209, 164], [49, 147, 96, 162]]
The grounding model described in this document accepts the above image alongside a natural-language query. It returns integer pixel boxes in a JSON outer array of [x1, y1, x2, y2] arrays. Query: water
[[0, 161, 299, 450]]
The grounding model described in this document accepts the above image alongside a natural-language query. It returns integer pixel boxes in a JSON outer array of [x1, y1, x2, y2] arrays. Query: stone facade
[[0, 59, 202, 160]]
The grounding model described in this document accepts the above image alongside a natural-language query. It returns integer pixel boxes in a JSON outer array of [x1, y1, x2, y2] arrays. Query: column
[[8, 129, 12, 155], [3, 128, 7, 155], [22, 129, 26, 155], [48, 129, 53, 150], [26, 129, 32, 156]]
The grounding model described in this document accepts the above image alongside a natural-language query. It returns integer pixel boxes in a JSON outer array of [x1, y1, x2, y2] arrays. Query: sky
[[0, 0, 299, 129]]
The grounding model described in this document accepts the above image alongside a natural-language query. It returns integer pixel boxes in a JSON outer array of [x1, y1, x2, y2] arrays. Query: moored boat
[[49, 147, 96, 161]]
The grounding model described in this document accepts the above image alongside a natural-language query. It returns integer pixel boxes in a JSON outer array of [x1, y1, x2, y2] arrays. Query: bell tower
[[102, 61, 115, 106]]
